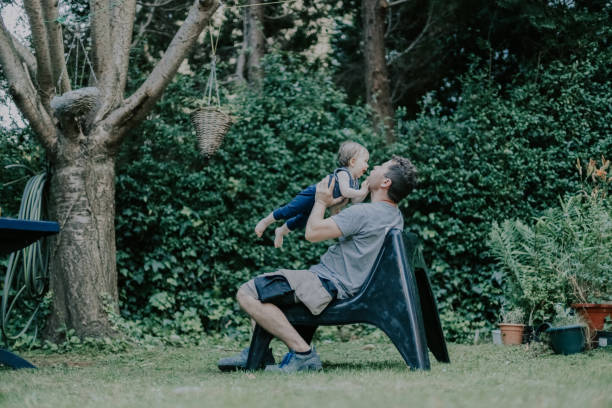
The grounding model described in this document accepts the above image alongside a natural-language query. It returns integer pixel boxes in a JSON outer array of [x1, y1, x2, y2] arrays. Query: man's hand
[[306, 176, 344, 242], [361, 179, 370, 192], [329, 198, 349, 215], [315, 176, 345, 208]]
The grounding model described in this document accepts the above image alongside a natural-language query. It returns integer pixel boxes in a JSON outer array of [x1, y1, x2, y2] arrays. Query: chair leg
[[246, 324, 274, 370], [0, 349, 36, 369], [376, 319, 430, 370], [295, 325, 318, 344], [415, 268, 450, 363]]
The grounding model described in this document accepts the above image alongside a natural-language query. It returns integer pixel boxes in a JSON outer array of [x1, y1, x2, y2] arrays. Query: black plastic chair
[[245, 229, 450, 370]]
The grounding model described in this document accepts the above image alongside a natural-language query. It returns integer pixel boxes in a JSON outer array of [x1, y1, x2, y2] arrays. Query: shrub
[[115, 52, 383, 339], [390, 46, 612, 340]]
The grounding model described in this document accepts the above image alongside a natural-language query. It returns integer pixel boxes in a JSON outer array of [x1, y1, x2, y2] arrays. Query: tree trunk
[[246, 0, 265, 86], [362, 0, 395, 143], [234, 10, 248, 82], [0, 0, 218, 340], [45, 129, 118, 339]]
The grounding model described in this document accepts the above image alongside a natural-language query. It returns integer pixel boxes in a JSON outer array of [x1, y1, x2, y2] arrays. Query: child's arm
[[351, 180, 369, 203], [337, 171, 368, 199]]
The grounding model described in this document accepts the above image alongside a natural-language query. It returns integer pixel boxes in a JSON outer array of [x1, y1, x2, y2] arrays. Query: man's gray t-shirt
[[309, 202, 404, 298]]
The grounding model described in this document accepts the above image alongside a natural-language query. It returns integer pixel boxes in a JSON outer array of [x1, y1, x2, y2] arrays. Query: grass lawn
[[0, 334, 610, 408]]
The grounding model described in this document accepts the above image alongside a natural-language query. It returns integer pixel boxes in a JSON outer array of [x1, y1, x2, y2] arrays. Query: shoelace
[[279, 351, 295, 368]]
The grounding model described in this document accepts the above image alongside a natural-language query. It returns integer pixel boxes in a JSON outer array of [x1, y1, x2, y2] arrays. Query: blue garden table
[[0, 217, 59, 369]]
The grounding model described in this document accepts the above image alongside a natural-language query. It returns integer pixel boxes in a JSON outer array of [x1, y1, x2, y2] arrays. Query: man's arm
[[305, 176, 343, 242]]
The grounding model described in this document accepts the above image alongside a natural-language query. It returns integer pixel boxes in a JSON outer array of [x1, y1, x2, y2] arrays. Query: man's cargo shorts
[[240, 269, 338, 315]]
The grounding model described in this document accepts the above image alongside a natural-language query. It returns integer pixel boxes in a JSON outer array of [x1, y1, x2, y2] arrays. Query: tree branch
[[91, 0, 137, 123], [10, 34, 37, 80], [388, 0, 434, 65], [387, 0, 411, 7], [0, 17, 57, 156], [136, 0, 176, 7], [263, 12, 293, 21], [131, 3, 157, 49], [111, 0, 137, 96], [42, 0, 71, 94], [23, 0, 55, 108], [101, 0, 219, 147], [234, 10, 247, 82], [90, 0, 112, 89]]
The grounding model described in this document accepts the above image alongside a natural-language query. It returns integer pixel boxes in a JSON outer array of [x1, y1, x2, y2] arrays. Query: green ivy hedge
[[114, 49, 612, 342], [390, 48, 612, 340], [115, 53, 383, 340]]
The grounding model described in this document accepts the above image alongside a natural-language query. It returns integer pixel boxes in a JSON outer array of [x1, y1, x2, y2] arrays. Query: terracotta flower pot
[[499, 323, 525, 345], [571, 303, 612, 330]]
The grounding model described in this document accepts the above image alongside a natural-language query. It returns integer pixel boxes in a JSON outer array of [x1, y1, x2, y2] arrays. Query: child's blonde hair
[[337, 141, 367, 167]]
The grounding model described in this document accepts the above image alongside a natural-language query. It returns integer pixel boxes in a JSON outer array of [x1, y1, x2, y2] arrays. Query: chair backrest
[[350, 228, 410, 302]]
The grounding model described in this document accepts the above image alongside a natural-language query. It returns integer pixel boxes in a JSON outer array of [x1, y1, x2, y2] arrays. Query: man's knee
[[237, 281, 258, 308]]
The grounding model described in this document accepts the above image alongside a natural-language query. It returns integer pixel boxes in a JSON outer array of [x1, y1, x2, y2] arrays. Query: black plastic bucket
[[545, 325, 586, 355]]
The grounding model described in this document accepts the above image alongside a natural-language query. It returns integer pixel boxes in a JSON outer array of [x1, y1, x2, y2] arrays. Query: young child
[[255, 141, 370, 248]]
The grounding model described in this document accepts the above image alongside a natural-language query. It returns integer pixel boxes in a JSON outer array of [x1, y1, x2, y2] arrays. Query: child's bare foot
[[274, 224, 290, 248], [255, 213, 275, 237]]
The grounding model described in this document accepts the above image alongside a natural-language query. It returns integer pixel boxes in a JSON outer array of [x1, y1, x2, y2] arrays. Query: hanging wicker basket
[[190, 106, 233, 158]]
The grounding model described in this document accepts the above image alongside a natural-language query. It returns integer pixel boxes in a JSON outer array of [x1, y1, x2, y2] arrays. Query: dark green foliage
[[331, 0, 612, 116], [115, 53, 382, 339], [114, 45, 612, 342], [390, 45, 612, 340], [0, 128, 45, 218]]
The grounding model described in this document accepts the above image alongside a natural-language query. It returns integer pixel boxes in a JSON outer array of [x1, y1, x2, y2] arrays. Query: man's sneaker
[[217, 347, 274, 372], [264, 346, 322, 373]]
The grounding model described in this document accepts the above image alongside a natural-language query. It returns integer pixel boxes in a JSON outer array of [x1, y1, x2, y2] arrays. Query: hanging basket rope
[[191, 22, 233, 158], [50, 26, 100, 118]]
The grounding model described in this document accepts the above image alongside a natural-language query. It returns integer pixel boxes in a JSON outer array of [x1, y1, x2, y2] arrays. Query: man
[[218, 156, 418, 373]]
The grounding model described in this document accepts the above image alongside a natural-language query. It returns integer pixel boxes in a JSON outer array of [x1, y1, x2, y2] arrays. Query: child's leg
[[274, 223, 291, 248], [256, 186, 315, 238], [274, 212, 308, 248], [255, 212, 275, 237]]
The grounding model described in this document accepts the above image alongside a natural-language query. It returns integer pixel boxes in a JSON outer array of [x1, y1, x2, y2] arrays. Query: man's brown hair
[[385, 155, 418, 203]]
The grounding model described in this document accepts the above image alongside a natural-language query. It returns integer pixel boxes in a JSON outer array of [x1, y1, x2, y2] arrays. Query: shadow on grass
[[323, 360, 406, 371]]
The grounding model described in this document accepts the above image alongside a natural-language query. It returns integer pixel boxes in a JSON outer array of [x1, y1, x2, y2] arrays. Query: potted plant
[[597, 316, 612, 347], [540, 305, 588, 355], [489, 157, 611, 335], [489, 218, 568, 330], [499, 308, 526, 345], [563, 158, 612, 331]]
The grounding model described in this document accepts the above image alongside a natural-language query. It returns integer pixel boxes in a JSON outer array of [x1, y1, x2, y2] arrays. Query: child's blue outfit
[[273, 168, 360, 231]]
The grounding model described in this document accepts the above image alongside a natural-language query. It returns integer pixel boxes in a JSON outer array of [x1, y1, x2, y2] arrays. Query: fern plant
[[489, 172, 612, 325], [542, 194, 612, 304], [489, 218, 568, 325]]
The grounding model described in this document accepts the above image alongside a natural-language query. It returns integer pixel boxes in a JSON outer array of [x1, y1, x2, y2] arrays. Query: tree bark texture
[[0, 0, 219, 339], [234, 10, 248, 82], [362, 0, 395, 143], [246, 0, 265, 86], [46, 134, 118, 338]]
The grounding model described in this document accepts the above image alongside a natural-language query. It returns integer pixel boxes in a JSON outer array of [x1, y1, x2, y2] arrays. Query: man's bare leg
[[237, 287, 310, 352]]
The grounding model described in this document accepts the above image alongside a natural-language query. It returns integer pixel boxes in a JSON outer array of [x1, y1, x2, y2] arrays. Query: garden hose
[[2, 172, 50, 343]]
